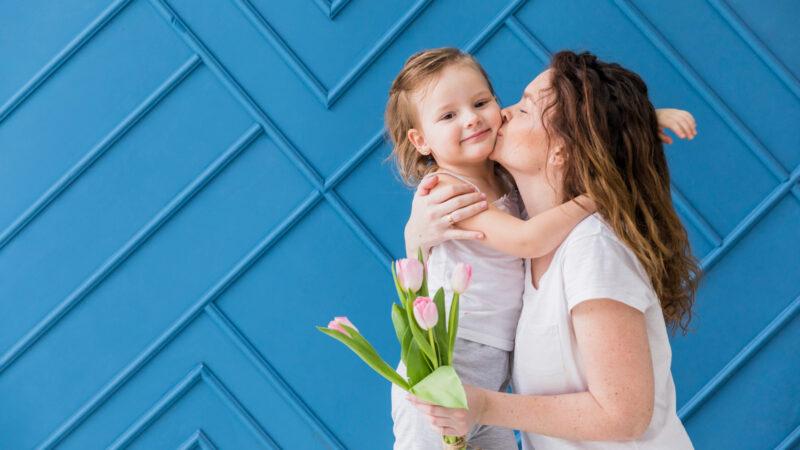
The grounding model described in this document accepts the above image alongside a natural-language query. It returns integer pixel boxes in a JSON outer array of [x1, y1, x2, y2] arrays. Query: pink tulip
[[396, 258, 424, 292], [413, 297, 439, 330], [451, 262, 472, 294], [328, 317, 358, 337]]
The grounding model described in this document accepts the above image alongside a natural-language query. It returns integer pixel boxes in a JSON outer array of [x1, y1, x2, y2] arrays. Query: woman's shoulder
[[560, 214, 638, 264], [563, 213, 618, 245]]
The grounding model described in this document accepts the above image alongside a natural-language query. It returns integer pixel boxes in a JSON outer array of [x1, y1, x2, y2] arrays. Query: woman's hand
[[407, 384, 487, 436], [656, 108, 697, 144], [404, 175, 488, 259]]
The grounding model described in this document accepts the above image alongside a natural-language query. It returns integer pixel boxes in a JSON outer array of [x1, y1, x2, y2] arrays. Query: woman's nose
[[501, 107, 512, 123]]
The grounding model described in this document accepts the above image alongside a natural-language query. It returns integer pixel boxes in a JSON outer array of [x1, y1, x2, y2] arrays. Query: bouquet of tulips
[[318, 250, 472, 449]]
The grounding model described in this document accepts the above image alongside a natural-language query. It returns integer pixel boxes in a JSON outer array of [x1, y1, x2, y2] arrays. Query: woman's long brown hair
[[544, 51, 701, 336]]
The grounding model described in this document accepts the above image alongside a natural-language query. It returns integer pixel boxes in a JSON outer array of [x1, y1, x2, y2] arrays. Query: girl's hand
[[404, 175, 487, 259], [407, 384, 486, 436], [656, 108, 697, 144]]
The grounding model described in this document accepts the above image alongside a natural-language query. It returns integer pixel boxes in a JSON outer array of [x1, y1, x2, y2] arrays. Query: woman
[[404, 51, 700, 448]]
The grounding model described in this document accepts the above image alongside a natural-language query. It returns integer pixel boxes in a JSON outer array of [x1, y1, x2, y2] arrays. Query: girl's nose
[[464, 111, 481, 128]]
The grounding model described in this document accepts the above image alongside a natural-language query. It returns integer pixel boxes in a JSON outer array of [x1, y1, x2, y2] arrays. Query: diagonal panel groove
[[0, 123, 262, 374], [707, 0, 800, 101], [232, 0, 433, 108], [776, 422, 800, 450], [151, 0, 394, 267], [233, 0, 328, 105], [200, 365, 279, 449], [38, 191, 323, 448], [106, 364, 203, 449], [107, 364, 278, 449], [324, 0, 432, 107], [464, 0, 527, 53], [678, 292, 800, 422], [205, 302, 346, 449], [0, 0, 135, 125], [671, 185, 723, 247], [701, 163, 800, 271], [0, 54, 202, 253], [506, 15, 724, 251], [612, 0, 800, 203], [312, 0, 352, 20], [177, 429, 217, 450]]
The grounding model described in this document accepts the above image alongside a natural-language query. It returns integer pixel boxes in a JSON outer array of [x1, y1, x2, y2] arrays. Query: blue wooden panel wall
[[1, 1, 798, 448]]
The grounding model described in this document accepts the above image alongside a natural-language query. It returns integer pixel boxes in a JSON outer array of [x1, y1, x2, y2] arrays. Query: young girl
[[384, 47, 694, 449]]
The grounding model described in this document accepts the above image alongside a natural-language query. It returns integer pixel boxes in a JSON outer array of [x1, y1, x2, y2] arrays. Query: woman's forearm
[[479, 388, 646, 441], [404, 226, 431, 262]]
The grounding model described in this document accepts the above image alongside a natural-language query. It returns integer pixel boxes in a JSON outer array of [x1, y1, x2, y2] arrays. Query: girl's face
[[407, 64, 502, 169], [492, 69, 556, 177]]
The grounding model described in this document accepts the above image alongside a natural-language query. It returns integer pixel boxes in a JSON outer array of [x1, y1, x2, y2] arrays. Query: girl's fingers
[[658, 130, 673, 145], [680, 122, 690, 138]]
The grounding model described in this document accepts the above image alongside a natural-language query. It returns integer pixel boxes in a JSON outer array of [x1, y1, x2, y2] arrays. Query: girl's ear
[[407, 128, 430, 155]]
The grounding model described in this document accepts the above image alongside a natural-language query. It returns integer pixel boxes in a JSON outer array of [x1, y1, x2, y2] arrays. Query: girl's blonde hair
[[385, 47, 505, 187]]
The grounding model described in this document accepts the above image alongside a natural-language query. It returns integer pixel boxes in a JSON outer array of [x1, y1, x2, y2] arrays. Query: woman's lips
[[461, 128, 490, 143]]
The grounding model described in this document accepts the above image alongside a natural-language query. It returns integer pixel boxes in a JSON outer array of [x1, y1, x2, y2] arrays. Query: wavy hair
[[384, 47, 512, 188], [543, 51, 701, 336]]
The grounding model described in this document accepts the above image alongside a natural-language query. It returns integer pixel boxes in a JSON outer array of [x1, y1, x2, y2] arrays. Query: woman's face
[[491, 69, 556, 177]]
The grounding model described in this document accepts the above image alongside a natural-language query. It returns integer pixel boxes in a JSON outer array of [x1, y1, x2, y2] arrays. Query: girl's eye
[[475, 100, 488, 107], [440, 113, 454, 120]]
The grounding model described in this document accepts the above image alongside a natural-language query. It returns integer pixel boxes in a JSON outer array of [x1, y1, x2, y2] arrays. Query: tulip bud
[[396, 258, 424, 292], [328, 316, 358, 337], [451, 262, 472, 294], [413, 297, 439, 330]]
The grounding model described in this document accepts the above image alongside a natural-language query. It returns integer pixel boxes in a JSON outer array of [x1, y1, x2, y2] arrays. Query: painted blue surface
[[1, 1, 798, 448]]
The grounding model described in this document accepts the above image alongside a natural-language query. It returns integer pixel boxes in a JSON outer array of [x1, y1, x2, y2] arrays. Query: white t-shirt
[[424, 172, 525, 351], [512, 214, 694, 449]]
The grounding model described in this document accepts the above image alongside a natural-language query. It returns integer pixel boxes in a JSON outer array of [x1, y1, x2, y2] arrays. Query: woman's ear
[[549, 147, 567, 167], [407, 128, 430, 155]]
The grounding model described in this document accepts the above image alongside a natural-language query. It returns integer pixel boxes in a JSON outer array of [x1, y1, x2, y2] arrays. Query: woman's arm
[[456, 195, 594, 258], [409, 298, 655, 441], [404, 175, 488, 261]]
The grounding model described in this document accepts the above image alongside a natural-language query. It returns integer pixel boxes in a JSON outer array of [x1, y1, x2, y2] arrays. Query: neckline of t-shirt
[[492, 190, 513, 206], [525, 213, 603, 292]]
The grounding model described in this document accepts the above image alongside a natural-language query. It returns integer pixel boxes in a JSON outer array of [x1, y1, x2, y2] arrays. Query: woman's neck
[[512, 171, 564, 216]]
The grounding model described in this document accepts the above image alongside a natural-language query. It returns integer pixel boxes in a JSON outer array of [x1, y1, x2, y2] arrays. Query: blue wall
[[1, 0, 798, 448]]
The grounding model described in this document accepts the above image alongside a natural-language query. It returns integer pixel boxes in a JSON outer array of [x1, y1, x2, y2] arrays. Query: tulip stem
[[428, 329, 439, 369]]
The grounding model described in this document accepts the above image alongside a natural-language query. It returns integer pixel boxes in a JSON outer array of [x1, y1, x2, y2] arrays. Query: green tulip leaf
[[409, 365, 468, 409], [448, 293, 460, 365], [404, 338, 430, 385], [417, 248, 429, 297], [432, 287, 448, 366], [391, 303, 409, 348], [317, 326, 409, 391]]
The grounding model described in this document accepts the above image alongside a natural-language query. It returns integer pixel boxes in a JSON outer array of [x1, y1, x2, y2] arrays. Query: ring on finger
[[447, 213, 455, 226]]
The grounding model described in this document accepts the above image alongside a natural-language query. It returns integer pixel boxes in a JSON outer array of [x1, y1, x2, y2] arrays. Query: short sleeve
[[562, 233, 655, 313]]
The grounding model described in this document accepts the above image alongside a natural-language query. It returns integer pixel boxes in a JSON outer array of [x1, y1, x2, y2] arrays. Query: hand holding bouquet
[[318, 251, 473, 448]]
